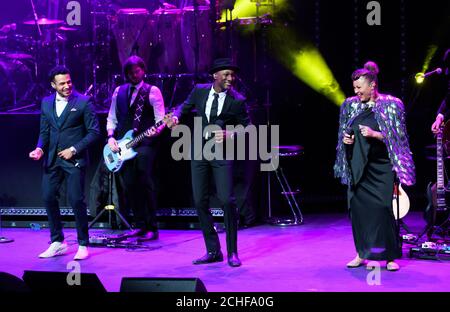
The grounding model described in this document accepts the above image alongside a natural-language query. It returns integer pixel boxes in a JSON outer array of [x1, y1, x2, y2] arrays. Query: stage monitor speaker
[[120, 277, 207, 292], [0, 272, 30, 292], [22, 270, 106, 293]]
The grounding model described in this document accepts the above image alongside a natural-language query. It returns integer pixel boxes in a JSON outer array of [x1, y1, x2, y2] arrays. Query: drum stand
[[129, 13, 152, 59], [90, 0, 115, 109], [13, 0, 48, 108], [19, 37, 48, 108], [192, 0, 201, 76]]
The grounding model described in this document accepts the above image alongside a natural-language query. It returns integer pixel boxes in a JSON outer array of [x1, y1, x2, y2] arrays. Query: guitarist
[[106, 56, 165, 241], [431, 48, 449, 134]]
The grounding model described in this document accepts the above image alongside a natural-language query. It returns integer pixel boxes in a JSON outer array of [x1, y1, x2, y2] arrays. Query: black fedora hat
[[209, 58, 240, 74]]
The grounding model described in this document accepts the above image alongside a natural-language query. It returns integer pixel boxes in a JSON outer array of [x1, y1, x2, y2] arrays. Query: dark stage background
[[0, 1, 449, 223]]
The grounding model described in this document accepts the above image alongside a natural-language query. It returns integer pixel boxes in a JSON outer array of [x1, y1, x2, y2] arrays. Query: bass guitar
[[103, 113, 173, 172]]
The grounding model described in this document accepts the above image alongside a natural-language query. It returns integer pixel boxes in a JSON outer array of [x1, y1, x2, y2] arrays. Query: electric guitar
[[392, 183, 410, 219], [425, 122, 450, 226], [103, 113, 173, 172]]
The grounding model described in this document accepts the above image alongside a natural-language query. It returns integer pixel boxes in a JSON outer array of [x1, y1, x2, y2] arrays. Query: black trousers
[[42, 160, 88, 246], [191, 159, 238, 255], [117, 145, 158, 232]]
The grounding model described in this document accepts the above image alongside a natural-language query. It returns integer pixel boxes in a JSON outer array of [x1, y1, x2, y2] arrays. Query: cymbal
[[6, 53, 33, 59], [23, 18, 63, 25], [58, 26, 77, 32], [272, 145, 304, 152]]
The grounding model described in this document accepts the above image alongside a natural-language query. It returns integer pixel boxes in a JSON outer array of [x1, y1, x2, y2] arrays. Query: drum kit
[[0, 17, 76, 110], [0, 0, 274, 111]]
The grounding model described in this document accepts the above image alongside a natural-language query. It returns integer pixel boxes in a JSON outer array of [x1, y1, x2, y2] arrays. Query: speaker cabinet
[[120, 277, 207, 292], [22, 270, 106, 293]]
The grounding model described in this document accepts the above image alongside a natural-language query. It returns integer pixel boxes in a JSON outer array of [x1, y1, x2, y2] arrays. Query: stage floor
[[1, 212, 449, 292]]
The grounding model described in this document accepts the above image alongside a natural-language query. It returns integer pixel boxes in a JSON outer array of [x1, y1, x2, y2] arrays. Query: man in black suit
[[170, 58, 251, 267], [29, 66, 100, 260]]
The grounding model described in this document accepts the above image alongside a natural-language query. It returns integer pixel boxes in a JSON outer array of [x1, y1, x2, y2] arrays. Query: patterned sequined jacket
[[334, 94, 416, 186]]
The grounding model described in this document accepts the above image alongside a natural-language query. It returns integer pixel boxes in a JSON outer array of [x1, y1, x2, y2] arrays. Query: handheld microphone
[[68, 159, 80, 168], [57, 148, 80, 168], [423, 68, 442, 78], [344, 128, 354, 160]]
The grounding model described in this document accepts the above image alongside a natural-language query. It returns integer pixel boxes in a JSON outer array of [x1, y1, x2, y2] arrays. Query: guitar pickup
[[107, 153, 114, 164]]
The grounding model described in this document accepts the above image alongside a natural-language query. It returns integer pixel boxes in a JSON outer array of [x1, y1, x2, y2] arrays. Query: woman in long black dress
[[334, 61, 415, 271]]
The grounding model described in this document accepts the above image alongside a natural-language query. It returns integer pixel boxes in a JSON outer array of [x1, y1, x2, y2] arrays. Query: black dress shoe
[[192, 251, 224, 265], [227, 253, 242, 267], [137, 231, 159, 242]]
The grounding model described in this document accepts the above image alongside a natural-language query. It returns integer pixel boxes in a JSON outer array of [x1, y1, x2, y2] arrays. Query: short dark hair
[[351, 61, 379, 87], [123, 55, 146, 77], [49, 66, 70, 82]]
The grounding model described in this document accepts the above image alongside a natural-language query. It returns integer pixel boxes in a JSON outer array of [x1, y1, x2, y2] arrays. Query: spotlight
[[415, 68, 442, 84], [415, 73, 425, 84]]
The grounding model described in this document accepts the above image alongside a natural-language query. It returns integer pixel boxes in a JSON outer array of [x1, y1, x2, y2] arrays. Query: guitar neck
[[437, 131, 445, 190], [436, 129, 447, 209], [126, 119, 165, 149]]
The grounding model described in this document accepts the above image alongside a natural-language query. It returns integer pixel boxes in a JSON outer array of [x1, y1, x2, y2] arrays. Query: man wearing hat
[[170, 58, 251, 267]]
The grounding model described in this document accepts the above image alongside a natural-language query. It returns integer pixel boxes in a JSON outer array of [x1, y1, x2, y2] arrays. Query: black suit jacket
[[174, 83, 251, 131], [37, 91, 101, 168]]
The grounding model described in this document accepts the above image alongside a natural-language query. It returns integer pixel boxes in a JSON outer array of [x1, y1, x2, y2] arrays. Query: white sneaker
[[386, 261, 400, 271], [74, 246, 89, 260], [39, 241, 68, 258], [346, 256, 365, 268]]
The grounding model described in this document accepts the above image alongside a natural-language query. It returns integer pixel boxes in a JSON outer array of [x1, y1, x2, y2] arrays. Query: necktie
[[128, 86, 135, 105], [132, 87, 144, 132], [210, 93, 219, 123]]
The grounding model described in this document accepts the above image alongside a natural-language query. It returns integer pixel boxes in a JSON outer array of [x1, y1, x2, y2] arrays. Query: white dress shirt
[[106, 80, 166, 131], [55, 93, 69, 117], [205, 86, 227, 122]]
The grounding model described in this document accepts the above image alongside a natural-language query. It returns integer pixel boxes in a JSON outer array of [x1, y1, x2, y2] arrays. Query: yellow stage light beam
[[422, 45, 438, 73], [269, 26, 345, 105], [415, 45, 438, 84], [219, 2, 344, 105]]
